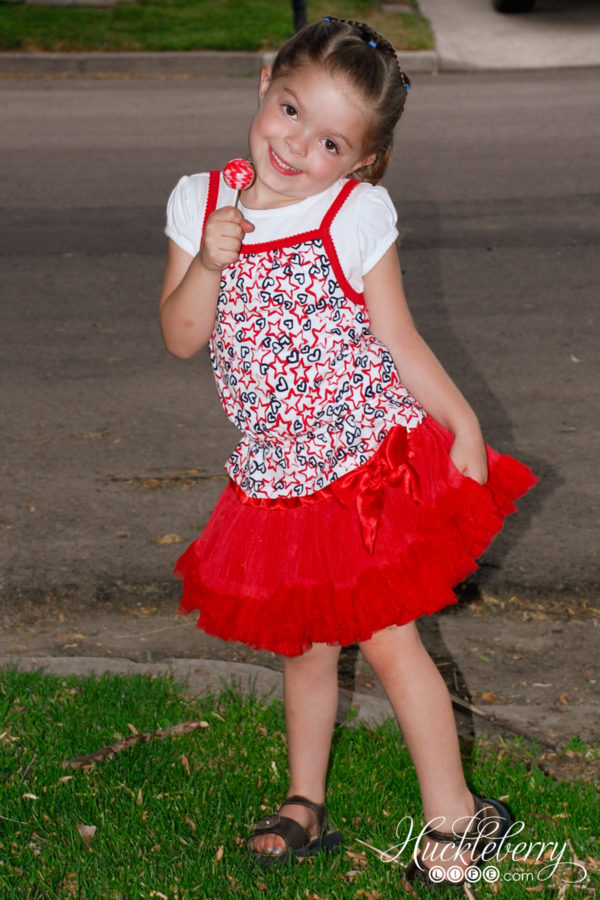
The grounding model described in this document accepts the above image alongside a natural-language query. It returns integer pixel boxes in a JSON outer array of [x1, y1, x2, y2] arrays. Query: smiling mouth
[[269, 147, 302, 176]]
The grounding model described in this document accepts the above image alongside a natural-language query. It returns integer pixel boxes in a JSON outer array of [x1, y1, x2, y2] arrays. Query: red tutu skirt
[[175, 417, 537, 657]]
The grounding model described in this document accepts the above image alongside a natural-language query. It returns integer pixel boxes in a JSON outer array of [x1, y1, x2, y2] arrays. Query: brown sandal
[[405, 795, 512, 887], [247, 794, 343, 866]]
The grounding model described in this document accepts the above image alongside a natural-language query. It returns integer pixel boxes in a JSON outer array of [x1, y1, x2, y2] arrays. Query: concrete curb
[[0, 49, 438, 78], [2, 655, 592, 747], [0, 654, 395, 729], [0, 51, 265, 78]]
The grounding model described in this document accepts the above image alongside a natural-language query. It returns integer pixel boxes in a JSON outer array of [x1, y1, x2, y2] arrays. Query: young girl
[[159, 17, 537, 886]]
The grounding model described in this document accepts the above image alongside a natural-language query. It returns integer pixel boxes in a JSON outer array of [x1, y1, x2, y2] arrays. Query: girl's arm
[[159, 207, 254, 359], [363, 246, 488, 484]]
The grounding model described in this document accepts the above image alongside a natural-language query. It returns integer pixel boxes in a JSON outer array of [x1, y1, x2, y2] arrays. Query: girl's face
[[244, 65, 376, 209]]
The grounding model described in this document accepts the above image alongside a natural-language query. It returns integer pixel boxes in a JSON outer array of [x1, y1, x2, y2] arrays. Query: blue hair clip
[[368, 39, 377, 48], [323, 15, 331, 21]]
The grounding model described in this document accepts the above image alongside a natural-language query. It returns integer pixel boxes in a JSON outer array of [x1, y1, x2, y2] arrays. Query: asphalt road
[[1, 69, 599, 603]]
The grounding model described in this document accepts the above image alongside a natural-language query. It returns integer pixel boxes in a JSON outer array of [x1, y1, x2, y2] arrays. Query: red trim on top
[[238, 177, 364, 308], [200, 170, 221, 242], [320, 179, 365, 307], [320, 178, 358, 231], [240, 228, 322, 256]]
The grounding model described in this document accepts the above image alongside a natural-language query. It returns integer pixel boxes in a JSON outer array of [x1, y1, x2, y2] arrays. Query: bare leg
[[359, 622, 476, 873], [248, 641, 341, 857]]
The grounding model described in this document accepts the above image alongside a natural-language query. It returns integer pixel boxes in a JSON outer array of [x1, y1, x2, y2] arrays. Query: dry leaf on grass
[[59, 875, 78, 897], [76, 823, 97, 849], [398, 877, 418, 898], [342, 869, 360, 881], [345, 849, 369, 866]]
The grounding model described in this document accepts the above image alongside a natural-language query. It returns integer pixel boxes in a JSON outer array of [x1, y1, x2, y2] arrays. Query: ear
[[258, 66, 272, 102], [348, 152, 377, 176]]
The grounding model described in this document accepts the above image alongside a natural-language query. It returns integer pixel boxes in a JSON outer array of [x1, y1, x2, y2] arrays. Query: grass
[[0, 0, 434, 53], [1, 667, 598, 899]]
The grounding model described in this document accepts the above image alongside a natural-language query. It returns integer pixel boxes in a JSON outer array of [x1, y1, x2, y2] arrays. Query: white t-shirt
[[165, 173, 399, 294]]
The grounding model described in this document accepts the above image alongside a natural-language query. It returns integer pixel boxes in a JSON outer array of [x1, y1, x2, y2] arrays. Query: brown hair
[[269, 17, 411, 185]]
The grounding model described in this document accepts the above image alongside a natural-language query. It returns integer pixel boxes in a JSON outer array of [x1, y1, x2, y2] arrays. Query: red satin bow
[[330, 427, 421, 554]]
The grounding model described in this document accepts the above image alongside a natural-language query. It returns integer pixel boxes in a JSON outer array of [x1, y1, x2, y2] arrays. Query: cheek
[[311, 154, 347, 179], [314, 160, 338, 180], [252, 105, 279, 142]]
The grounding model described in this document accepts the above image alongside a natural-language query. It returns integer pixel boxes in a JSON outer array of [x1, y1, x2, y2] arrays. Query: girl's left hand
[[450, 431, 488, 485]]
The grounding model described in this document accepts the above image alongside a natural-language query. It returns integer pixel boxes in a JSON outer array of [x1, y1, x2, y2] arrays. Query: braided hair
[[269, 17, 411, 184]]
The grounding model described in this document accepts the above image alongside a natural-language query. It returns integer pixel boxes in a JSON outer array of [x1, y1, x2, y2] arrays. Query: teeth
[[272, 149, 300, 173]]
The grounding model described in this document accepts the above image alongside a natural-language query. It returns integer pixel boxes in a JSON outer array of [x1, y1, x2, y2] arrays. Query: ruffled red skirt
[[175, 417, 537, 657]]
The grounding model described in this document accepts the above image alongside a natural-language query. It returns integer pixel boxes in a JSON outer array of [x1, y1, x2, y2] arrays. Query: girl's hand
[[450, 429, 488, 485], [199, 207, 254, 272]]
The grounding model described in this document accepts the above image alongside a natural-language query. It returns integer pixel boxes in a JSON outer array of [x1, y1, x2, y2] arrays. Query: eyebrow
[[281, 86, 354, 150]]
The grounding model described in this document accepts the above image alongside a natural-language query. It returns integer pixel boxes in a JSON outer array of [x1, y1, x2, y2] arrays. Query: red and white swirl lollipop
[[223, 158, 255, 208]]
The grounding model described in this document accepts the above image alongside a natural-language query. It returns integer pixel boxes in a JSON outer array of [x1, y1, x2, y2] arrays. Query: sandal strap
[[250, 795, 328, 852], [251, 812, 310, 849], [407, 796, 511, 886], [250, 794, 327, 845], [280, 794, 328, 833], [423, 796, 489, 844]]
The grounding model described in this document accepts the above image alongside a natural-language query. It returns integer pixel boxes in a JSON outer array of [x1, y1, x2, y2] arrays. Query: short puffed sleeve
[[357, 184, 398, 276], [331, 183, 399, 293], [164, 173, 210, 257]]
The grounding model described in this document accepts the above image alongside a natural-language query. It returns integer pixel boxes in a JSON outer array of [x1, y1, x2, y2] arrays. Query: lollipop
[[223, 158, 255, 208]]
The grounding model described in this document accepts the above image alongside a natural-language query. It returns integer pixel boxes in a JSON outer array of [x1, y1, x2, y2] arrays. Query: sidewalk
[[419, 0, 600, 70]]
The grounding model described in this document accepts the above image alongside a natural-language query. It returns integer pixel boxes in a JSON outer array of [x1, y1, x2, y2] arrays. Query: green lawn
[[1, 667, 597, 898], [0, 0, 434, 53]]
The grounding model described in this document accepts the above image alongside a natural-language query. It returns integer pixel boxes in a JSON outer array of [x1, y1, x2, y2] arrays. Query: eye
[[322, 138, 339, 154], [282, 104, 298, 118]]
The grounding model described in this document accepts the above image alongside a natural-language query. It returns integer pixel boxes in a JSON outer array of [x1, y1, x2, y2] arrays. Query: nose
[[285, 130, 308, 159]]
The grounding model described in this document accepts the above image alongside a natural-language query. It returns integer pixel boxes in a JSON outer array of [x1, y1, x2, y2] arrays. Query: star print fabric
[[211, 232, 425, 499]]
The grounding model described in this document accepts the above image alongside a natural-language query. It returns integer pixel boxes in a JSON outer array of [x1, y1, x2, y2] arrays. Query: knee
[[285, 641, 341, 675], [359, 622, 423, 676]]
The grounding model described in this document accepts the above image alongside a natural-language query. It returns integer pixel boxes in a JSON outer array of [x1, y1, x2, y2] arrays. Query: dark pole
[[292, 0, 307, 31]]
